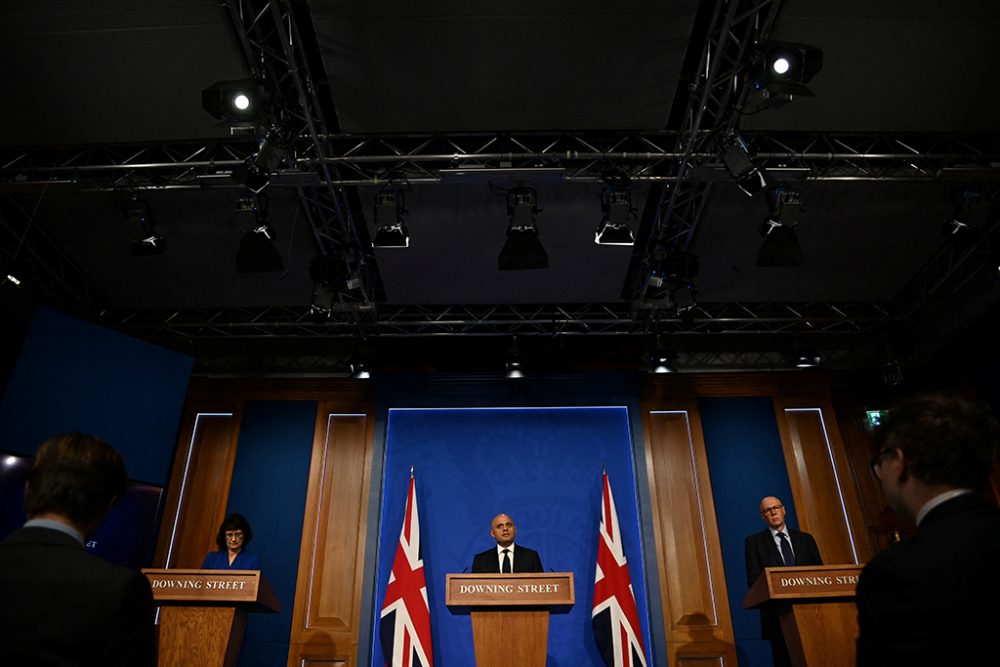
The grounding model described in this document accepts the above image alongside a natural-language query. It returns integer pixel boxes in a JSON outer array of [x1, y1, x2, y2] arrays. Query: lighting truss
[[99, 301, 894, 340], [3, 131, 998, 192]]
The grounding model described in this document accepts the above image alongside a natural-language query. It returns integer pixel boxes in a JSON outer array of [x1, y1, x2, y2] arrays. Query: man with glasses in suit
[[745, 496, 823, 667], [857, 393, 1000, 665]]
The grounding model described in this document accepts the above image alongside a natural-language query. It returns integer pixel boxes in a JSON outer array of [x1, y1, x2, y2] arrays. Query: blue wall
[[227, 400, 316, 667], [0, 307, 192, 485], [700, 397, 801, 667], [373, 406, 651, 667]]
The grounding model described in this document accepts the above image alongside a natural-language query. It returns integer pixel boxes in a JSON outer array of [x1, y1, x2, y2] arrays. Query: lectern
[[743, 564, 862, 667], [143, 568, 281, 667], [445, 572, 575, 667]]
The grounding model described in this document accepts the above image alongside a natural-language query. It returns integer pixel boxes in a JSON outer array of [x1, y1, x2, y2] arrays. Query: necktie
[[501, 548, 512, 573], [778, 532, 795, 566]]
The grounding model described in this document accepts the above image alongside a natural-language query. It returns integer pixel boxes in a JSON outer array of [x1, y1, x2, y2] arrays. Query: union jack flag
[[592, 471, 648, 667], [380, 471, 433, 667]]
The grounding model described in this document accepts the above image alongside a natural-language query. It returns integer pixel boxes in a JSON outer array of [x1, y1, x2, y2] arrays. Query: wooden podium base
[[158, 606, 247, 667], [780, 600, 858, 667], [471, 609, 548, 667]]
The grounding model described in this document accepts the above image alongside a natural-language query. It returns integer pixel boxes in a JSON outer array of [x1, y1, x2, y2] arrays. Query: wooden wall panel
[[154, 408, 241, 569], [774, 401, 866, 565], [287, 405, 374, 667], [643, 404, 737, 666]]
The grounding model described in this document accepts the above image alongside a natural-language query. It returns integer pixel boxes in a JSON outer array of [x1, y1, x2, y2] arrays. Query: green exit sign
[[866, 410, 887, 429]]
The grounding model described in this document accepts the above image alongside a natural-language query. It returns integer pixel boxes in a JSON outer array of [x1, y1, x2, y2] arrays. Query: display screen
[[0, 450, 163, 569]]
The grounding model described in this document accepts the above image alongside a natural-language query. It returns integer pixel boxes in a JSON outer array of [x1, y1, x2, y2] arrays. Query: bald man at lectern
[[471, 513, 543, 573], [745, 495, 822, 667]]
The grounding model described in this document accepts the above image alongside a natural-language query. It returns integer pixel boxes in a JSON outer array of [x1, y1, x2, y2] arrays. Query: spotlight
[[125, 195, 165, 256], [350, 361, 371, 379], [201, 79, 269, 122], [372, 189, 410, 248], [505, 337, 526, 378], [942, 188, 993, 237], [498, 187, 548, 270], [754, 42, 824, 97], [793, 339, 821, 368], [235, 193, 282, 273], [719, 134, 766, 196], [595, 180, 636, 246], [757, 187, 803, 267]]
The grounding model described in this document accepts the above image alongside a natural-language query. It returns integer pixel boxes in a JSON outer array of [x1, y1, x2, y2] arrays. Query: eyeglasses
[[760, 504, 784, 515], [225, 531, 244, 540]]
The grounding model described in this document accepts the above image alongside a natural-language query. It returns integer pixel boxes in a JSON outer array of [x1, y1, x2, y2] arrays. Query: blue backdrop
[[700, 397, 801, 667], [373, 406, 651, 667], [0, 307, 192, 485], [227, 401, 316, 667]]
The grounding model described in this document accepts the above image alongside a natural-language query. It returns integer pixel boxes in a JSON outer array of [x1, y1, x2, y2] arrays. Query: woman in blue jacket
[[201, 513, 262, 570]]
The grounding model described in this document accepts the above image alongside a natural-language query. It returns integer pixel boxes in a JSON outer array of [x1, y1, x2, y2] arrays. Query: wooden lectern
[[143, 568, 281, 667], [445, 572, 575, 667], [743, 564, 863, 667]]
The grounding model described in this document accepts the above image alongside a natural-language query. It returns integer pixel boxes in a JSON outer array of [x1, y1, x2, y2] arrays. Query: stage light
[[372, 189, 410, 248], [719, 133, 766, 196], [595, 180, 636, 246], [942, 187, 993, 237], [350, 361, 371, 379], [125, 195, 165, 256], [755, 42, 824, 97], [235, 193, 283, 273], [498, 187, 548, 270], [792, 339, 821, 368], [757, 187, 803, 267], [505, 337, 526, 378], [201, 79, 269, 122]]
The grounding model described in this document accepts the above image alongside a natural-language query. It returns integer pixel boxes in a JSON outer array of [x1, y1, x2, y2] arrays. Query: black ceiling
[[1, 0, 999, 377]]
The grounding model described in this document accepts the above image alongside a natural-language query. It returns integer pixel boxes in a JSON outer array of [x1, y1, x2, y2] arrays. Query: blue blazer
[[201, 550, 262, 570]]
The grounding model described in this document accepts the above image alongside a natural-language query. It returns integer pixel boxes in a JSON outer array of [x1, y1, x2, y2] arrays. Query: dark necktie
[[778, 532, 795, 566], [501, 548, 511, 573]]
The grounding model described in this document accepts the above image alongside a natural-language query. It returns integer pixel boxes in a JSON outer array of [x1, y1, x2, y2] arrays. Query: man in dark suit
[[0, 433, 156, 666], [857, 393, 1000, 666], [745, 495, 823, 667], [471, 513, 543, 573]]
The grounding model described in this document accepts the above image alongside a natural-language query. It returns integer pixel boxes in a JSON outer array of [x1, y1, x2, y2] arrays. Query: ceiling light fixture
[[793, 339, 821, 368], [942, 187, 993, 237], [125, 195, 164, 256], [498, 187, 548, 270], [505, 337, 525, 378], [757, 187, 803, 267], [201, 78, 270, 123], [595, 176, 636, 246], [755, 42, 824, 97], [235, 193, 283, 273], [719, 133, 766, 196], [372, 189, 410, 248]]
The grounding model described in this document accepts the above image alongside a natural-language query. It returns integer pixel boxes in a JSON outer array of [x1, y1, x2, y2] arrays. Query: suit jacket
[[0, 526, 156, 666], [856, 493, 1000, 666], [471, 544, 543, 573], [201, 549, 262, 570], [745, 527, 823, 640]]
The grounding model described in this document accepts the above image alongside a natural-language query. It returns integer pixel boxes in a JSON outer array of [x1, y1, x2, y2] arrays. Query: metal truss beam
[[3, 131, 998, 191], [100, 300, 894, 340]]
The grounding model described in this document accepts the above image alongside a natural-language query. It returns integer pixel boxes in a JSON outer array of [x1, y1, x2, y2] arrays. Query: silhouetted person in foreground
[[0, 432, 156, 666], [857, 393, 1000, 665]]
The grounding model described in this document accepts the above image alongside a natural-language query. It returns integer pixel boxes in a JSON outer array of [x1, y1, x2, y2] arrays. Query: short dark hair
[[875, 393, 1000, 491], [25, 433, 127, 526], [215, 513, 253, 551]]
